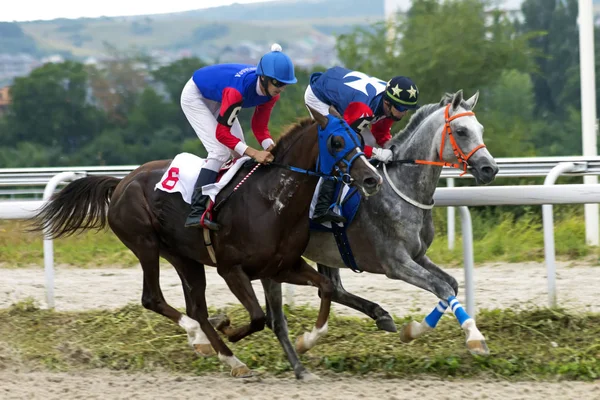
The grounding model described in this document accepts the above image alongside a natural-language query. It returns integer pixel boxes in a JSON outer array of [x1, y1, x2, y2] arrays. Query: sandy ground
[[0, 261, 598, 316], [0, 369, 598, 400], [1, 261, 599, 399]]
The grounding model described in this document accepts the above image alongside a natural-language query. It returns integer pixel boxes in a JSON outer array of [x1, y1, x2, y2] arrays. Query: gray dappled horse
[[301, 90, 499, 355]]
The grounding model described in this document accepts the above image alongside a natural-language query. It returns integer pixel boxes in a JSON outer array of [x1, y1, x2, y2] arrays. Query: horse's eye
[[455, 128, 467, 137], [332, 138, 344, 150]]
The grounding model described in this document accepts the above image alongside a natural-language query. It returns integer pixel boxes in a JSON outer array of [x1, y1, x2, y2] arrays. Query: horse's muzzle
[[474, 163, 499, 185]]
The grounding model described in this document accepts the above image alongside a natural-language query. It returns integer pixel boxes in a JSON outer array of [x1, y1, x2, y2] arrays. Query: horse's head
[[309, 106, 382, 196], [437, 90, 499, 185]]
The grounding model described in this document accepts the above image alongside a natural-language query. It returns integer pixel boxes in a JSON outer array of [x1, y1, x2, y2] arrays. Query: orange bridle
[[414, 104, 486, 176]]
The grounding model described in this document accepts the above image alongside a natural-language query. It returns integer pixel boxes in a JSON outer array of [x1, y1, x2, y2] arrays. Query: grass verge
[[2, 210, 600, 268], [1, 300, 598, 380]]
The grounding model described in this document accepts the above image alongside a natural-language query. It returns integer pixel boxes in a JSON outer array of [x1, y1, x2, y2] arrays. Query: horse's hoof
[[295, 335, 309, 354], [467, 340, 490, 356], [193, 343, 215, 357], [231, 365, 256, 378], [399, 321, 418, 343], [298, 370, 320, 381], [209, 314, 231, 331], [376, 315, 397, 332]]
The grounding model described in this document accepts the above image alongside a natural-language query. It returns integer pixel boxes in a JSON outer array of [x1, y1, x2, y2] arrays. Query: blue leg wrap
[[448, 296, 471, 326], [424, 300, 449, 328]]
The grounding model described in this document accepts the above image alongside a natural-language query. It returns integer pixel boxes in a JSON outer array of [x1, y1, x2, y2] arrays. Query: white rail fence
[[2, 157, 600, 315]]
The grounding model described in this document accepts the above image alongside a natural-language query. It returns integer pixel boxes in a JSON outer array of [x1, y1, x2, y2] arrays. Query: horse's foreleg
[[391, 255, 488, 356], [261, 279, 318, 381], [166, 255, 216, 357], [217, 264, 266, 343], [417, 255, 459, 294], [273, 259, 332, 354], [181, 265, 255, 378], [318, 264, 396, 332]]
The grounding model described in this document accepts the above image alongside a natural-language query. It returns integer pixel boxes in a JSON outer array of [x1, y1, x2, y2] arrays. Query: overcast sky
[[2, 0, 277, 22]]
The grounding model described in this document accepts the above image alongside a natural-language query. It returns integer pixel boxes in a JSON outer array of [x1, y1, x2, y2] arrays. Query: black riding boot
[[312, 179, 347, 224], [185, 168, 220, 230]]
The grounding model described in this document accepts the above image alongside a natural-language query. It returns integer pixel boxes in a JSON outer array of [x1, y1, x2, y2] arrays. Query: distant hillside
[[177, 0, 384, 21], [11, 0, 383, 59]]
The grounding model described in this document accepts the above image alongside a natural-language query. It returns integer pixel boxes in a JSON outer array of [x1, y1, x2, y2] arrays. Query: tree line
[[0, 0, 598, 168]]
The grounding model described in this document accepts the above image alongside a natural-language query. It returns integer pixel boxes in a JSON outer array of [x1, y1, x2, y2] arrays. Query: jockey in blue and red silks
[[304, 66, 420, 224], [181, 44, 297, 230]]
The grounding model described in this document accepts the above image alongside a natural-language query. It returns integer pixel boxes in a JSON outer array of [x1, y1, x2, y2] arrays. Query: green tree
[[5, 61, 104, 157], [518, 0, 579, 118], [478, 69, 537, 157], [151, 57, 206, 103], [150, 57, 205, 139], [337, 0, 538, 104], [87, 45, 149, 126]]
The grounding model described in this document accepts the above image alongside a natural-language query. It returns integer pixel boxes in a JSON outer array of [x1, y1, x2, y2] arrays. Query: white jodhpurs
[[181, 78, 245, 172]]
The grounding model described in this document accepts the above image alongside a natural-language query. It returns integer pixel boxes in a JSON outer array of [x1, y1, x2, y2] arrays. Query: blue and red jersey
[[309, 66, 395, 151], [192, 63, 279, 151]]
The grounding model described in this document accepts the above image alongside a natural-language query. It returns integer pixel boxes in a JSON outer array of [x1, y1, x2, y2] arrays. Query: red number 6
[[161, 167, 180, 190]]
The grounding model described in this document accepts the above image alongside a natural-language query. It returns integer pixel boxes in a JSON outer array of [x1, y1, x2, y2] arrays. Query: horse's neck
[[387, 111, 445, 205], [267, 126, 320, 211], [278, 127, 319, 171]]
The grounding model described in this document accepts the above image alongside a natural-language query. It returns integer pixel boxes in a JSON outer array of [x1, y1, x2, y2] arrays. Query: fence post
[[542, 162, 587, 307], [42, 172, 84, 309], [457, 206, 475, 318], [447, 178, 456, 250]]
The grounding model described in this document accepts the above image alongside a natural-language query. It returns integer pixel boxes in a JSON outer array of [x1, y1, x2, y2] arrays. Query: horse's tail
[[28, 176, 121, 239]]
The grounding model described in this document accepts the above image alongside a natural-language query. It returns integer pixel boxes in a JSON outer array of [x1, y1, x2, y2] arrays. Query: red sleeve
[[251, 94, 279, 144], [371, 118, 394, 147], [364, 145, 373, 158], [215, 87, 244, 150]]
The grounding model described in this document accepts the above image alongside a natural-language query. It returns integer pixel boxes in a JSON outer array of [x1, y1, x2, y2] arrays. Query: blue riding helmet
[[256, 49, 298, 85]]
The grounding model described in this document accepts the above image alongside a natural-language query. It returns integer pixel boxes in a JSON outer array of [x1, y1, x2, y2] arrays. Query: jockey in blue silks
[[181, 44, 297, 230], [304, 66, 420, 224]]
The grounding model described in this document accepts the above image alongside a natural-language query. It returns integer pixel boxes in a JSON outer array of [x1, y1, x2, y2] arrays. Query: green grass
[[424, 211, 600, 267], [1, 300, 599, 380], [2, 210, 599, 268], [0, 220, 138, 268]]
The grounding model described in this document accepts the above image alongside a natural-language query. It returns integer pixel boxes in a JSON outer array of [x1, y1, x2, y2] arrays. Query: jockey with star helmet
[[305, 66, 419, 224], [181, 43, 297, 230]]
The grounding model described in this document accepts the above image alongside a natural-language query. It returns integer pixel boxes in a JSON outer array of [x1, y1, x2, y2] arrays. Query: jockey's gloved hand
[[371, 148, 393, 163]]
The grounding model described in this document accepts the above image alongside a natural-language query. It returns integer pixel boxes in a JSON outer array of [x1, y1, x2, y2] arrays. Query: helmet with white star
[[384, 76, 419, 110]]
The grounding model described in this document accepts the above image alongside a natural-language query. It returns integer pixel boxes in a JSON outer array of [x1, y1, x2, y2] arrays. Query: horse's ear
[[306, 105, 329, 129], [464, 91, 479, 110], [439, 92, 453, 106], [451, 89, 464, 112], [328, 105, 343, 119]]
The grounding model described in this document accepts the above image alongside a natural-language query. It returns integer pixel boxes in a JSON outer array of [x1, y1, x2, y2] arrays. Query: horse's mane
[[271, 117, 315, 160], [387, 103, 442, 148]]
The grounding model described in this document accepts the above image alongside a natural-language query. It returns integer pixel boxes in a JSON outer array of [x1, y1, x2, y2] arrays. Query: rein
[[380, 103, 487, 210], [387, 104, 486, 176]]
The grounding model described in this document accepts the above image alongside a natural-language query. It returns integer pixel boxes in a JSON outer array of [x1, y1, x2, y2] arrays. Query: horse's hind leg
[[273, 258, 332, 354], [261, 279, 318, 381], [318, 264, 397, 332], [108, 185, 209, 356]]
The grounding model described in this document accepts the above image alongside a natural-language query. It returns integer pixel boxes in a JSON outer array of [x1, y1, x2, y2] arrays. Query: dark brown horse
[[31, 108, 382, 379]]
